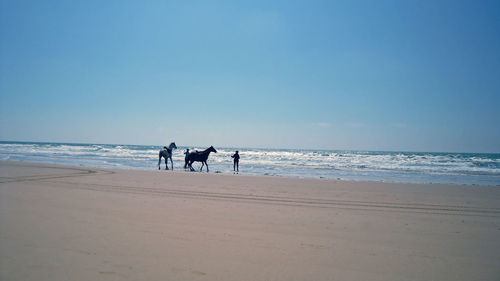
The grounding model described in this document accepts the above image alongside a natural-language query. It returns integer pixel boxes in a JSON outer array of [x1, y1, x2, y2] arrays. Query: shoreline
[[3, 159, 499, 187], [1, 160, 500, 280], [2, 141, 499, 186], [3, 160, 499, 211]]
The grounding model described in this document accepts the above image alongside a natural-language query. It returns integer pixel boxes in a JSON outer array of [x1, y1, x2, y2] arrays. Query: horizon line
[[1, 139, 499, 155]]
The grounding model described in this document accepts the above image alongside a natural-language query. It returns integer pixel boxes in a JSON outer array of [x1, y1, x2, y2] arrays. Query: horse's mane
[[193, 147, 212, 154], [161, 142, 176, 154]]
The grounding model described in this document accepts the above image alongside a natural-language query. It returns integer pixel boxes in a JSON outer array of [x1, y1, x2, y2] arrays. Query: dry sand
[[1, 160, 499, 281]]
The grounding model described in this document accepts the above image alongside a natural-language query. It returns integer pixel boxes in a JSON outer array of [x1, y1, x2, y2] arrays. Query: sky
[[1, 0, 499, 152]]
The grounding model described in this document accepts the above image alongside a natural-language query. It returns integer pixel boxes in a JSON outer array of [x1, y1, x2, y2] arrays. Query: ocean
[[1, 141, 499, 186]]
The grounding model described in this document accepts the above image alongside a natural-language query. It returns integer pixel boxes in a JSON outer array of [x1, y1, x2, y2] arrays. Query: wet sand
[[1, 160, 499, 280]]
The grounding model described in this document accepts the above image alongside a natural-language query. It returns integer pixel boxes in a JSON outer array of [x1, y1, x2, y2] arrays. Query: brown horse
[[186, 146, 217, 172]]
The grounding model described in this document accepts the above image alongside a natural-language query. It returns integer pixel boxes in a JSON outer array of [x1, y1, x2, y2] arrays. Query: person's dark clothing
[[232, 153, 240, 162], [184, 149, 190, 169], [231, 152, 240, 172]]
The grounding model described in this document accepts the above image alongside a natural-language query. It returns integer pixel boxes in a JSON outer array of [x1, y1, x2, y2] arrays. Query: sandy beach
[[0, 160, 499, 281]]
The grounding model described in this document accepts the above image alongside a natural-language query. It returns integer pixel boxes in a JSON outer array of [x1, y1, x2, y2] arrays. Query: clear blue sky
[[1, 0, 499, 152]]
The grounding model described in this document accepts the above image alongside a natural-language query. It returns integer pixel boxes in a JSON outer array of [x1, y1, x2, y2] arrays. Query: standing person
[[184, 149, 190, 169], [231, 150, 240, 174]]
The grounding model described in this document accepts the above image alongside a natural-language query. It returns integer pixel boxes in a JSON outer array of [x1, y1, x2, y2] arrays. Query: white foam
[[1, 142, 499, 185]]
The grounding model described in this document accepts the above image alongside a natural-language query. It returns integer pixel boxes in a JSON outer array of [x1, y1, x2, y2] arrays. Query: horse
[[158, 142, 177, 170], [186, 146, 217, 172]]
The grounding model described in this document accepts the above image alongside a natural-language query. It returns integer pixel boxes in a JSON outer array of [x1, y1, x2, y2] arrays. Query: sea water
[[1, 141, 499, 186]]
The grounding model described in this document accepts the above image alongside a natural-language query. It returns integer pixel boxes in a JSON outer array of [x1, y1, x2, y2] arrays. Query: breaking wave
[[1, 141, 499, 186]]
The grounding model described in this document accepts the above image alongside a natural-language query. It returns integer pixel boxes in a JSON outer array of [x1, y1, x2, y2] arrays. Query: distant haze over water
[[1, 141, 499, 186]]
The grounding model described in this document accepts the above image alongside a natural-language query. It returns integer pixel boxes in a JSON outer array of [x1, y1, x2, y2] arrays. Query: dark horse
[[186, 146, 217, 172]]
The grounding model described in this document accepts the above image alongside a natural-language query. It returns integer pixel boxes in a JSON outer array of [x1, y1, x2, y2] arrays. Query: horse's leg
[[158, 154, 162, 170], [200, 161, 204, 172], [189, 161, 195, 171], [165, 157, 169, 170], [205, 161, 209, 172], [170, 157, 174, 170]]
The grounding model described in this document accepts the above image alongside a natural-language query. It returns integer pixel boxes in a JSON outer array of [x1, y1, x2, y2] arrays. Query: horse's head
[[170, 142, 177, 149], [209, 146, 217, 153]]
